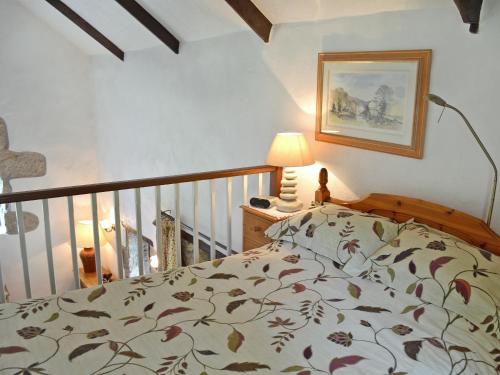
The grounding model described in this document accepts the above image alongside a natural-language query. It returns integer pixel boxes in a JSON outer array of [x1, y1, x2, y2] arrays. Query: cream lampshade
[[76, 220, 107, 274], [266, 133, 314, 212]]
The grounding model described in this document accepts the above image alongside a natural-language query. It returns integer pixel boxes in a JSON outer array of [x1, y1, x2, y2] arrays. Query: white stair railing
[[0, 165, 279, 301]]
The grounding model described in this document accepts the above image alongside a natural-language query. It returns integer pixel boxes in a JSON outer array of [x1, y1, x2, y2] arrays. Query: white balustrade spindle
[[0, 262, 5, 304], [67, 196, 80, 289], [135, 188, 144, 275], [192, 181, 199, 264], [210, 179, 217, 260], [114, 191, 124, 280], [226, 177, 232, 255], [15, 202, 31, 298], [155, 186, 162, 271], [91, 194, 103, 285], [175, 184, 181, 267], [243, 175, 248, 205], [42, 199, 56, 294]]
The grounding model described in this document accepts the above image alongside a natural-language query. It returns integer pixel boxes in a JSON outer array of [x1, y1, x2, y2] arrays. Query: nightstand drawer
[[244, 212, 272, 239], [243, 235, 271, 251], [243, 213, 273, 236], [240, 204, 292, 252]]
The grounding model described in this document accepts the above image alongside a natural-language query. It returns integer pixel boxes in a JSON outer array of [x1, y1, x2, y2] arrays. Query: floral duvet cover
[[0, 241, 498, 375]]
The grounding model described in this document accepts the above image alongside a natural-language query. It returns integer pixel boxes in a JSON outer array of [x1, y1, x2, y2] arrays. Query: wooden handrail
[[0, 165, 278, 204]]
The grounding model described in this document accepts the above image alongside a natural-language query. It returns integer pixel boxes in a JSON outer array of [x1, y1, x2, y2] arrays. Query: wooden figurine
[[315, 168, 331, 204]]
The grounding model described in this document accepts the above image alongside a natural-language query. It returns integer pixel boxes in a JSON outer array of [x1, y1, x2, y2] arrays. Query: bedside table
[[240, 205, 298, 251], [79, 266, 116, 288]]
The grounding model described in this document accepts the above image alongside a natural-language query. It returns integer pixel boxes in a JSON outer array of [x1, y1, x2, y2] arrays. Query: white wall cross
[[0, 118, 46, 235]]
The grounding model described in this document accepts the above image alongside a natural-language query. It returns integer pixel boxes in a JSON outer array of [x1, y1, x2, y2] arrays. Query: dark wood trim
[[453, 0, 483, 33], [0, 165, 277, 204], [116, 0, 179, 54], [45, 0, 124, 60], [269, 167, 282, 197], [225, 0, 272, 42]]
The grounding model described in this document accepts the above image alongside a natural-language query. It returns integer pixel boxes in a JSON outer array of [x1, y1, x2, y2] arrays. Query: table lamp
[[266, 132, 314, 212], [76, 220, 108, 274]]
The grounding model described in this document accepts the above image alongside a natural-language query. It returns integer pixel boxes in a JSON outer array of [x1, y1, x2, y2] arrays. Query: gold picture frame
[[315, 50, 432, 158]]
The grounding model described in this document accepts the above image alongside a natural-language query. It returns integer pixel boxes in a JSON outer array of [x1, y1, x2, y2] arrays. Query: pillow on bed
[[347, 222, 500, 338], [265, 203, 401, 271]]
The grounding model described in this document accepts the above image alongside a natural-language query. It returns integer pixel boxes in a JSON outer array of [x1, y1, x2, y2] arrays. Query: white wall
[[0, 0, 101, 299], [92, 5, 500, 240]]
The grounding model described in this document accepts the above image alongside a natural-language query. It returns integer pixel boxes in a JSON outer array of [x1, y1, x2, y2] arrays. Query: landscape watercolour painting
[[315, 50, 432, 159], [327, 69, 412, 132]]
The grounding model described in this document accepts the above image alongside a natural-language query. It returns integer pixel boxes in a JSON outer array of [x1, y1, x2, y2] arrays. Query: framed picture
[[315, 50, 432, 158]]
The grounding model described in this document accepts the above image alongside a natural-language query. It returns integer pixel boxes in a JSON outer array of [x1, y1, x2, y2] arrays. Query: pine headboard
[[315, 169, 500, 254]]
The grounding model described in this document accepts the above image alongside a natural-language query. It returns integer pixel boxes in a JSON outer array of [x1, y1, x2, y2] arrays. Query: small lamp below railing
[[427, 94, 497, 226], [76, 220, 108, 274], [100, 218, 115, 232], [150, 255, 159, 271]]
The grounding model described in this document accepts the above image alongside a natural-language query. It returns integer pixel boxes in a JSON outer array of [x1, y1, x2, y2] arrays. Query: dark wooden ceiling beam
[[45, 0, 124, 60], [115, 0, 179, 54], [225, 0, 272, 43], [453, 0, 483, 33]]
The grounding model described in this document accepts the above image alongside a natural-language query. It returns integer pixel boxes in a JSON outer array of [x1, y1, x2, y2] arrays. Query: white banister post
[[210, 179, 216, 260], [42, 199, 56, 295], [192, 181, 199, 264], [258, 173, 263, 196], [134, 188, 144, 275], [226, 177, 232, 255], [113, 191, 124, 280], [15, 202, 31, 298], [67, 196, 80, 289], [91, 193, 103, 285], [175, 184, 181, 267], [155, 186, 162, 271], [243, 175, 248, 205], [0, 262, 5, 303]]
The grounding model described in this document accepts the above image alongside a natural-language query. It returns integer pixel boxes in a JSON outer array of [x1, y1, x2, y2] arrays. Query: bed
[[0, 174, 499, 374]]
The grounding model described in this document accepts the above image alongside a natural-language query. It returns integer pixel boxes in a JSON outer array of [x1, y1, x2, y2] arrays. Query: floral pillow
[[265, 203, 401, 271], [348, 223, 500, 339]]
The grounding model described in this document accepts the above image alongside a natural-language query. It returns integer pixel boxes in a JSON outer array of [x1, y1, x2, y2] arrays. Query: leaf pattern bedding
[[344, 222, 500, 341], [0, 241, 498, 374]]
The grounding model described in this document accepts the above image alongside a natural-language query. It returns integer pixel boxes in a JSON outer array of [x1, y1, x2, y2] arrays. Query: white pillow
[[265, 204, 402, 272]]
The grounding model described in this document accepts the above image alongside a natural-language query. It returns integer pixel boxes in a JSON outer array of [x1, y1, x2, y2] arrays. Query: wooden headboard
[[315, 168, 500, 255]]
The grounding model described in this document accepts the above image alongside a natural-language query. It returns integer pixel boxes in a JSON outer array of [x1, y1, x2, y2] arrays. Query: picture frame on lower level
[[315, 50, 432, 158]]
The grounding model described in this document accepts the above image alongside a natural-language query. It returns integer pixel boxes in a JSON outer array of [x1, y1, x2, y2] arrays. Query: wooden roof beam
[[225, 0, 272, 43], [115, 0, 180, 54], [45, 0, 124, 61], [453, 0, 483, 33]]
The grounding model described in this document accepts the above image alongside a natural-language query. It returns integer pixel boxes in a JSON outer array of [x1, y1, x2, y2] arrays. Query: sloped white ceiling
[[252, 0, 451, 24], [17, 0, 452, 55]]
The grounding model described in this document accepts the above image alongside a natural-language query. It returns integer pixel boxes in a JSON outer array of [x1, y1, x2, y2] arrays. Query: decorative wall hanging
[[0, 117, 46, 234], [315, 50, 432, 158], [152, 211, 177, 272]]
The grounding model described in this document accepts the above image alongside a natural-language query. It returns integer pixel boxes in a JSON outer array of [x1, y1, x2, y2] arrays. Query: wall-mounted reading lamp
[[427, 94, 497, 226]]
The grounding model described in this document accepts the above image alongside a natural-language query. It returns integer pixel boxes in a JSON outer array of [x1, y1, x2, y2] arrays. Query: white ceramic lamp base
[[277, 167, 303, 213]]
